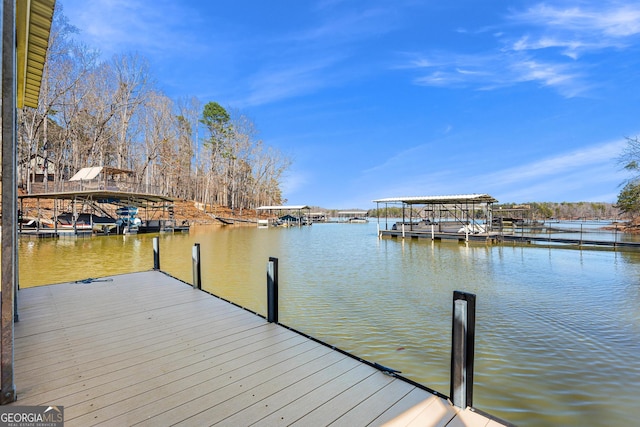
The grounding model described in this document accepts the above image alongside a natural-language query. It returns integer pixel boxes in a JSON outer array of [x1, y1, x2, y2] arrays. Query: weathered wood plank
[[14, 313, 269, 399], [95, 345, 340, 427], [327, 377, 416, 427], [65, 337, 322, 425], [252, 364, 377, 426], [184, 354, 360, 427], [15, 303, 250, 373], [16, 321, 281, 406], [15, 305, 249, 369], [290, 370, 396, 426], [64, 331, 313, 424]]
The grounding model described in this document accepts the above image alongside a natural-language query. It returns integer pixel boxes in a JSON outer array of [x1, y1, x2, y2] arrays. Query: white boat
[[348, 217, 369, 223]]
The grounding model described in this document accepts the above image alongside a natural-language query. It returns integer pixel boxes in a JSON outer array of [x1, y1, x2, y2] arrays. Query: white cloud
[[400, 2, 640, 97], [512, 3, 640, 38], [407, 51, 586, 96], [506, 2, 640, 59]]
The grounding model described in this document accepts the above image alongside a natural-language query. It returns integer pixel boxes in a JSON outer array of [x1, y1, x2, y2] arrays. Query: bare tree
[[18, 5, 292, 212], [111, 53, 150, 170]]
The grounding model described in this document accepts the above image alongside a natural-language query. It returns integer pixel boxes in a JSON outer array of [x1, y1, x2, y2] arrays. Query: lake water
[[18, 222, 640, 426]]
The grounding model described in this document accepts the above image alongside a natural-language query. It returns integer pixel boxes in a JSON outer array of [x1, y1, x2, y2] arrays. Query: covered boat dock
[[18, 190, 181, 236], [373, 194, 499, 243], [256, 205, 311, 227], [337, 210, 369, 223]]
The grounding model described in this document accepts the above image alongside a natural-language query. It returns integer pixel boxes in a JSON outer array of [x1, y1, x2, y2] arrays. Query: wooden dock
[[7, 271, 508, 426], [379, 229, 501, 243], [379, 229, 640, 250]]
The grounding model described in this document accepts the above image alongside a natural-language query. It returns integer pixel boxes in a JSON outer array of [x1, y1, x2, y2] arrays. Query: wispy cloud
[[478, 139, 627, 187], [510, 3, 640, 38], [294, 6, 398, 44], [361, 138, 629, 203], [240, 56, 345, 107], [281, 169, 310, 203], [62, 0, 208, 59], [237, 5, 398, 106], [506, 2, 640, 59], [401, 1, 640, 97], [406, 51, 586, 96]]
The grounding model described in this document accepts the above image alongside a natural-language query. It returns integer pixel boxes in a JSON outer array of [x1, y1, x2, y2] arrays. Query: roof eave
[[17, 0, 56, 109]]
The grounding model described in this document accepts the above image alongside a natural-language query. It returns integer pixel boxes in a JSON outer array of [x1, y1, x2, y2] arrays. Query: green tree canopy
[[200, 101, 230, 136], [617, 136, 640, 219], [616, 181, 640, 219]]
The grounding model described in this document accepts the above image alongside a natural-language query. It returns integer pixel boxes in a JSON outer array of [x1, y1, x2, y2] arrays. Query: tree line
[[18, 4, 290, 211]]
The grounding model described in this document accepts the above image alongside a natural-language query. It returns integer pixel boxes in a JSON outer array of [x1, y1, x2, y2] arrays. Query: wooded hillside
[[18, 5, 290, 211]]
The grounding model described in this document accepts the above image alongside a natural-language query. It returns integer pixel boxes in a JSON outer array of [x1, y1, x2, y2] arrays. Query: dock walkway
[[8, 271, 505, 426], [379, 229, 640, 249]]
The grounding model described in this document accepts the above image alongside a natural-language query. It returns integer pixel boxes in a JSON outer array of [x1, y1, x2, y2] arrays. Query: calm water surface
[[19, 222, 640, 427]]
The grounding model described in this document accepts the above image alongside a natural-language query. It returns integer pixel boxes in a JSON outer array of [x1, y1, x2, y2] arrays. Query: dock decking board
[[8, 271, 507, 426]]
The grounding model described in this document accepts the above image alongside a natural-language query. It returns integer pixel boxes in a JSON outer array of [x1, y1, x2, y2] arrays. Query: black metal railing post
[[267, 257, 279, 323], [153, 237, 160, 270], [451, 290, 476, 409], [192, 243, 201, 289]]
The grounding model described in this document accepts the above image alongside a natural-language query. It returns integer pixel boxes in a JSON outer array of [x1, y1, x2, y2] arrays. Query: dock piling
[[153, 237, 160, 270], [451, 290, 476, 409], [192, 243, 201, 290], [267, 257, 279, 323]]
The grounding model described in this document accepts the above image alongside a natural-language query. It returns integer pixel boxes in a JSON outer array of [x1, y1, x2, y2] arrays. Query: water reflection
[[18, 222, 640, 427]]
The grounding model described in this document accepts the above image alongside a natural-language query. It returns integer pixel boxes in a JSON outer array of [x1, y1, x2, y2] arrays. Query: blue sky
[[60, 0, 640, 209]]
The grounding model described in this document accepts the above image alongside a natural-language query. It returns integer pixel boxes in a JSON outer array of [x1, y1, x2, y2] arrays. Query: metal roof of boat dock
[[256, 205, 309, 210], [373, 194, 498, 204], [338, 210, 369, 215], [18, 190, 175, 206]]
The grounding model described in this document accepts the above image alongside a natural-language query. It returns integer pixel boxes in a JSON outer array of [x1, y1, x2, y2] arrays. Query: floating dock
[[378, 228, 640, 250], [8, 271, 508, 426]]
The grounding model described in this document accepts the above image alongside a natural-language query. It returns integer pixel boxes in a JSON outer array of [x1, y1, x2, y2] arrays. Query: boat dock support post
[[192, 243, 201, 290], [450, 290, 476, 409], [267, 257, 279, 323], [153, 237, 160, 270]]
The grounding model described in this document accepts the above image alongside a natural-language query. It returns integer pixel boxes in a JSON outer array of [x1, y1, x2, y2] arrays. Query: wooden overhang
[[3, 0, 56, 404], [16, 0, 56, 108]]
